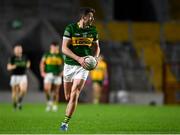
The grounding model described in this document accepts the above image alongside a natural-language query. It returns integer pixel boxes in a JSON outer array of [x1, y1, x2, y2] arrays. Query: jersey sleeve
[[41, 53, 47, 61], [63, 24, 72, 39], [8, 56, 14, 64]]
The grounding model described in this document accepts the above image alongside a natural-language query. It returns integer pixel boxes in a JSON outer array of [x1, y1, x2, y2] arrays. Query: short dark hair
[[14, 43, 22, 48], [79, 7, 95, 19], [51, 41, 59, 46]]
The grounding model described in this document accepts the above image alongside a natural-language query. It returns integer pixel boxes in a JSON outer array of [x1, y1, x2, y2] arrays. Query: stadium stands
[[0, 0, 180, 98]]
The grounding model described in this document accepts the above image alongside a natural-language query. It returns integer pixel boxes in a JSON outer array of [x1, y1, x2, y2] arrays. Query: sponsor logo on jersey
[[72, 37, 93, 46], [45, 56, 63, 65]]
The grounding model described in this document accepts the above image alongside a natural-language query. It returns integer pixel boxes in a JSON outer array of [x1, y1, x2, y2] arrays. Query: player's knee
[[70, 90, 80, 102], [20, 89, 27, 96], [20, 84, 27, 91], [44, 87, 50, 94], [65, 94, 70, 101], [12, 93, 16, 99]]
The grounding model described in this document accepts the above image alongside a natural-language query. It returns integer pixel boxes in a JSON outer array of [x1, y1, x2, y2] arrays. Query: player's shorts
[[44, 73, 62, 85], [10, 74, 27, 86], [63, 64, 89, 82]]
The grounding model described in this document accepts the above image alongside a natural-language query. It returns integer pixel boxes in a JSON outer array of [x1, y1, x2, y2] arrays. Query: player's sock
[[18, 96, 23, 104], [46, 94, 51, 101], [13, 102, 17, 109], [63, 115, 71, 124], [17, 96, 23, 110], [46, 100, 52, 111], [52, 102, 58, 112]]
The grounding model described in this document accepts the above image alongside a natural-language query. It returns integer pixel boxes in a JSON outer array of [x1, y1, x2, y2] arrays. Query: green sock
[[63, 115, 71, 124]]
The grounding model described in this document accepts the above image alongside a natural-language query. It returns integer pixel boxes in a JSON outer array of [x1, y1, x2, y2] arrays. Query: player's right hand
[[11, 64, 17, 69]]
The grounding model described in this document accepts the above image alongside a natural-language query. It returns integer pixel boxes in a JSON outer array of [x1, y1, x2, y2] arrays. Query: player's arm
[[59, 56, 64, 77], [92, 30, 100, 61], [7, 57, 16, 71], [59, 70, 63, 77], [62, 25, 88, 68], [93, 40, 100, 60], [7, 63, 16, 71], [61, 38, 79, 61], [26, 60, 31, 68], [62, 38, 89, 68], [40, 56, 46, 77]]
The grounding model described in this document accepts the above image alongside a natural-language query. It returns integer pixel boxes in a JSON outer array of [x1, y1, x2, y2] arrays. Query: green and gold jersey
[[42, 52, 63, 75], [63, 23, 98, 65]]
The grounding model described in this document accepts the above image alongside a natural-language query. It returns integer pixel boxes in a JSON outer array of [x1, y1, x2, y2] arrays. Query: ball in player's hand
[[84, 56, 97, 70]]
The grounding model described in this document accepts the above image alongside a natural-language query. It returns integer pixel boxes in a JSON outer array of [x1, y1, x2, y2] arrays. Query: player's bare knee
[[70, 90, 80, 102], [65, 95, 70, 101], [21, 89, 27, 95]]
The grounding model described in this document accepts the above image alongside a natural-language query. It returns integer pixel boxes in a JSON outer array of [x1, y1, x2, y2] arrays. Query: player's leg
[[18, 75, 28, 109], [44, 73, 53, 111], [63, 64, 74, 101], [60, 65, 88, 131], [66, 79, 86, 116], [60, 81, 72, 131], [10, 76, 19, 109], [44, 82, 53, 111], [92, 81, 102, 104], [64, 82, 72, 101], [52, 84, 60, 112], [61, 79, 86, 131], [65, 67, 89, 116], [11, 85, 19, 109], [52, 76, 62, 111]]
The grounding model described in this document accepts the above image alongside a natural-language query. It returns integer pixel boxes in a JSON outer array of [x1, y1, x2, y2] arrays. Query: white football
[[84, 56, 97, 70]]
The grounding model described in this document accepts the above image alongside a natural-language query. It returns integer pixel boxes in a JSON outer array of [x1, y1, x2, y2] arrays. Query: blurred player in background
[[90, 55, 108, 104], [40, 42, 64, 112], [60, 7, 100, 131], [7, 44, 30, 110]]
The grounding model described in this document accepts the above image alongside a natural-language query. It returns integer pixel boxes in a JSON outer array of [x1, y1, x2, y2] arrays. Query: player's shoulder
[[89, 25, 97, 32], [57, 53, 63, 58], [65, 23, 76, 29], [9, 55, 15, 61], [43, 52, 50, 57]]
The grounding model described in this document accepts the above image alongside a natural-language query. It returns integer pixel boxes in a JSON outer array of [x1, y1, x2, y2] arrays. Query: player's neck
[[16, 54, 22, 57], [50, 51, 55, 54]]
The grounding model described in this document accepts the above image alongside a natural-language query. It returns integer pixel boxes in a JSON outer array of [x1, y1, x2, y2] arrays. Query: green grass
[[0, 103, 180, 134]]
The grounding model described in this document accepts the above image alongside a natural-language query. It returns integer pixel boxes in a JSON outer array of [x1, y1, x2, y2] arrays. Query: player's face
[[14, 46, 22, 56], [55, 46, 59, 53], [50, 45, 56, 53], [83, 12, 94, 26]]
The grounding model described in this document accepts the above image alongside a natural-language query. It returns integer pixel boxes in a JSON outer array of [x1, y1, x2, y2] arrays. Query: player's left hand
[[77, 57, 90, 69], [94, 56, 99, 68]]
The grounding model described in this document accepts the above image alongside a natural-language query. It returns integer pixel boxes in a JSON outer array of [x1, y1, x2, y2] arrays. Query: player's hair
[[78, 7, 95, 19], [13, 43, 22, 48], [51, 41, 59, 46]]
